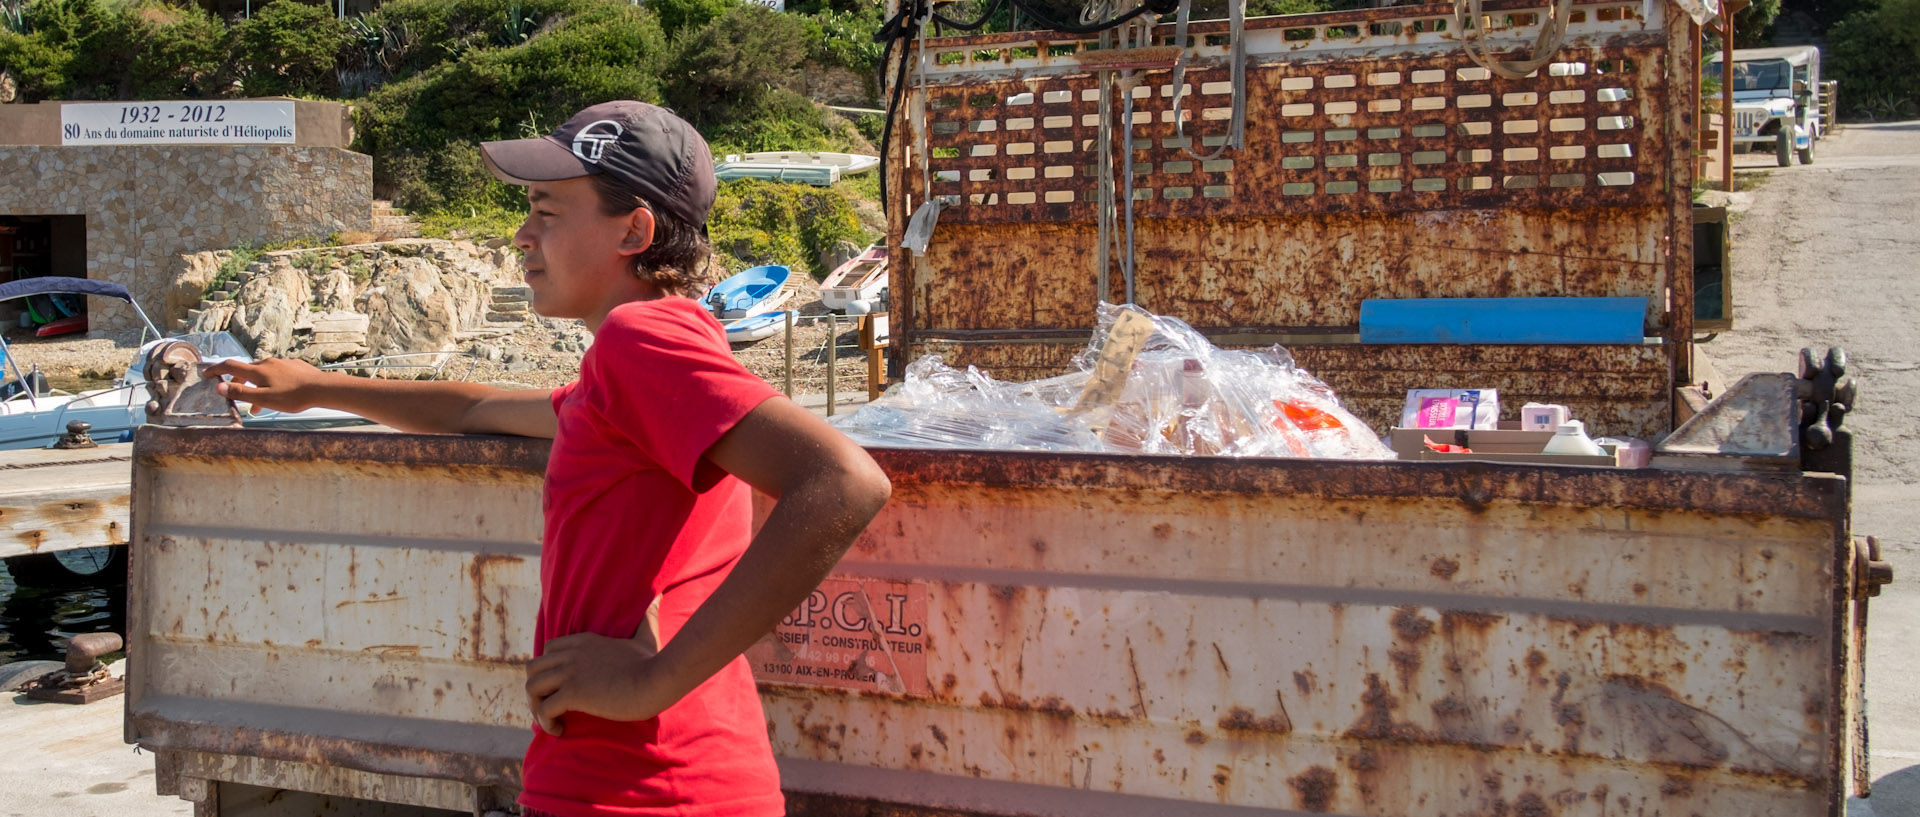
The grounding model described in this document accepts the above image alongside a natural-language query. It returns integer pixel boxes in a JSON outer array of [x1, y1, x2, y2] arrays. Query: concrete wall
[[0, 99, 354, 148], [0, 145, 371, 334]]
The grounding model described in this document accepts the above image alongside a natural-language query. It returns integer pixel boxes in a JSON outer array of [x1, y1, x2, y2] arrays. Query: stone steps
[[290, 310, 371, 363], [485, 284, 532, 326], [371, 199, 423, 239]]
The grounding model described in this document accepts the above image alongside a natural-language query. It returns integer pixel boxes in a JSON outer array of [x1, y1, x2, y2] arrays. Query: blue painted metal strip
[[1359, 297, 1649, 344]]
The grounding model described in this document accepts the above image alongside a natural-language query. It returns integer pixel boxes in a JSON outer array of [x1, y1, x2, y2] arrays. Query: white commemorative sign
[[60, 101, 296, 146]]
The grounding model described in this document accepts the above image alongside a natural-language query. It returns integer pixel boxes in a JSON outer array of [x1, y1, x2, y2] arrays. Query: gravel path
[[1696, 121, 1920, 816]]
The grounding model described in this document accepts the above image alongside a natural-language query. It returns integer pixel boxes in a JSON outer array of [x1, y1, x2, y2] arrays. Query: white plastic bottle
[[1541, 420, 1607, 457]]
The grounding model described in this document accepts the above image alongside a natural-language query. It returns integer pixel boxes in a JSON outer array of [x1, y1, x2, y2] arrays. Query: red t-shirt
[[519, 297, 784, 817]]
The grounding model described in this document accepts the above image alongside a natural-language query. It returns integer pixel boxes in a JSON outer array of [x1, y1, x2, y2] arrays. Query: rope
[[1164, 0, 1247, 161], [1093, 30, 1116, 303], [1452, 0, 1575, 80]]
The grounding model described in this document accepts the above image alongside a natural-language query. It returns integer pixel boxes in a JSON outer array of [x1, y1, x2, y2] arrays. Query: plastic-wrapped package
[[830, 303, 1393, 459]]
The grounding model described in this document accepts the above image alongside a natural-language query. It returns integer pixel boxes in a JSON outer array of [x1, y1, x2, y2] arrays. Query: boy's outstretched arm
[[525, 397, 891, 734], [206, 358, 557, 438]]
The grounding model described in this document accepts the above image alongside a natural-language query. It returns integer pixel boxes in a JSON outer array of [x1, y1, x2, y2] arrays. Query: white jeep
[[1706, 45, 1824, 167]]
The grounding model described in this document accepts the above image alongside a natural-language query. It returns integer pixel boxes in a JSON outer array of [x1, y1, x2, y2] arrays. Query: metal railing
[[717, 311, 886, 416]]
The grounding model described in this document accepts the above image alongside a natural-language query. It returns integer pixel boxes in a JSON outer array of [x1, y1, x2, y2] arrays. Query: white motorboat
[[0, 278, 366, 450], [714, 152, 881, 186]]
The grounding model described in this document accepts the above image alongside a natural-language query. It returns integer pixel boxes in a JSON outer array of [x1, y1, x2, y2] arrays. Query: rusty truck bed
[[126, 427, 1869, 816]]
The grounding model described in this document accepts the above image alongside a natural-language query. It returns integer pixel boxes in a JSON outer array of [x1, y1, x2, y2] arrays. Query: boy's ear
[[618, 207, 656, 258]]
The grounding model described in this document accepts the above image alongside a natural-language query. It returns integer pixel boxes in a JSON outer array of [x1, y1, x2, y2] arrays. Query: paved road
[[1700, 120, 1920, 816]]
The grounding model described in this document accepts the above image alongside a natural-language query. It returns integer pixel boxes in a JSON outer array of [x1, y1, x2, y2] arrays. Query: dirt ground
[[451, 285, 880, 397], [1696, 121, 1920, 816]]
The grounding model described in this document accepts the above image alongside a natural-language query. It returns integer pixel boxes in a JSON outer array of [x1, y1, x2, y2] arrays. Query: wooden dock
[[0, 442, 130, 561]]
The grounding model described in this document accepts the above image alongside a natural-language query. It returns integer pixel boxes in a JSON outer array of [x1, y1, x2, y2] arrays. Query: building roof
[[1707, 45, 1820, 66]]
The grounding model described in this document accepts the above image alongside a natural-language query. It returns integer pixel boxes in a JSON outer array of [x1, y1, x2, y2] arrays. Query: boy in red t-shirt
[[207, 101, 892, 816]]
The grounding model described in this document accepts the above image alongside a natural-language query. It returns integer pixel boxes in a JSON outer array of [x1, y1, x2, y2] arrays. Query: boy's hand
[[205, 358, 328, 413], [526, 596, 664, 736]]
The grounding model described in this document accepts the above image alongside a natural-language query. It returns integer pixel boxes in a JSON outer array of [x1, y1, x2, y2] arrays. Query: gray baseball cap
[[480, 101, 717, 229]]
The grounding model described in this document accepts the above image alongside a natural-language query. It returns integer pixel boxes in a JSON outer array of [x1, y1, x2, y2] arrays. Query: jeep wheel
[[1776, 130, 1793, 167], [1798, 145, 1814, 164]]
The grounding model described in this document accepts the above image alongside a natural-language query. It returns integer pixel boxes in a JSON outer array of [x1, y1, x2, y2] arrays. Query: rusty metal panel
[[0, 444, 130, 560], [124, 428, 1861, 815], [125, 427, 549, 799], [761, 449, 1856, 816], [914, 212, 1671, 332], [886, 0, 1694, 432], [916, 44, 1667, 224]]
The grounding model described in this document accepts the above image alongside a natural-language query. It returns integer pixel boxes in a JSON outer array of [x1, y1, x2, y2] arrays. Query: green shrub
[[664, 4, 808, 131], [207, 246, 263, 296], [703, 88, 841, 153], [804, 6, 882, 73], [1731, 0, 1781, 46], [0, 0, 142, 100], [0, 0, 233, 101], [344, 0, 601, 86], [356, 3, 669, 211], [709, 179, 878, 279], [648, 0, 739, 38], [233, 1, 347, 97], [0, 27, 73, 101], [1829, 0, 1920, 120], [128, 3, 231, 99], [416, 202, 527, 241]]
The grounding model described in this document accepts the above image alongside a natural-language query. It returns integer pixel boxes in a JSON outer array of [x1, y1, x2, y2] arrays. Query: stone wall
[[0, 144, 371, 335]]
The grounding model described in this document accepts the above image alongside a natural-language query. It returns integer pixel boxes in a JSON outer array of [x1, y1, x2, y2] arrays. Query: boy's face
[[514, 177, 638, 321]]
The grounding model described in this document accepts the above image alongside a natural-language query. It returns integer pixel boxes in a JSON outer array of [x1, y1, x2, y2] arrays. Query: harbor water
[[0, 546, 127, 664]]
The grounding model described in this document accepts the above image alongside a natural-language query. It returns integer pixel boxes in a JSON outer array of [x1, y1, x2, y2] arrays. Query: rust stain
[[467, 552, 526, 661], [801, 722, 841, 752], [1429, 556, 1461, 580], [928, 724, 948, 749], [1391, 607, 1436, 641], [1344, 674, 1427, 743], [1287, 766, 1339, 813], [1217, 705, 1292, 734], [1513, 792, 1554, 817]]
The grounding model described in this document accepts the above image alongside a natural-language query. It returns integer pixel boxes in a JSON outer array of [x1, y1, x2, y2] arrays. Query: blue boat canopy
[[0, 276, 161, 339], [0, 276, 137, 304]]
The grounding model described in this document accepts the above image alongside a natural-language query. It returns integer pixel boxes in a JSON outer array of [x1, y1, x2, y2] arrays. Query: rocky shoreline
[[13, 238, 882, 401]]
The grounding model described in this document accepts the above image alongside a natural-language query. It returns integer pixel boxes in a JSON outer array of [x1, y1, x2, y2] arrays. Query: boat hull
[[725, 311, 790, 343], [820, 248, 889, 313]]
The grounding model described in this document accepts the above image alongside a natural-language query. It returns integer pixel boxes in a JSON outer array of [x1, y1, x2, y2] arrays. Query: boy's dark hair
[[589, 174, 714, 299]]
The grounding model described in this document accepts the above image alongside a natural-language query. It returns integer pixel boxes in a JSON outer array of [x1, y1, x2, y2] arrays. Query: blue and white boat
[[702, 264, 794, 320], [723, 310, 791, 344], [0, 277, 367, 449]]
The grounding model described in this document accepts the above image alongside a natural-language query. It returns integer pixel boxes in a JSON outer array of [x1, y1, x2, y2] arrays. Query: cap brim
[[480, 135, 598, 185]]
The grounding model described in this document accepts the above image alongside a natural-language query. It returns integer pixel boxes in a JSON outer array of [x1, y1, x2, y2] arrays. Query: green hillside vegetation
[[1827, 0, 1920, 119], [0, 0, 891, 276]]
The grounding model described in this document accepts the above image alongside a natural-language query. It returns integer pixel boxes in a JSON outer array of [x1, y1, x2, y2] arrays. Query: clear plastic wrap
[[830, 303, 1393, 459]]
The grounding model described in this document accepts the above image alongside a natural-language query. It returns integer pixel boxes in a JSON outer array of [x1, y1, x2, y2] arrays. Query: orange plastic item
[[1423, 435, 1472, 454], [1279, 399, 1344, 431]]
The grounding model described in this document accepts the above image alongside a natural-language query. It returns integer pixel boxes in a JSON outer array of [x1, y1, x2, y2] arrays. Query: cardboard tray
[[1390, 427, 1622, 467]]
